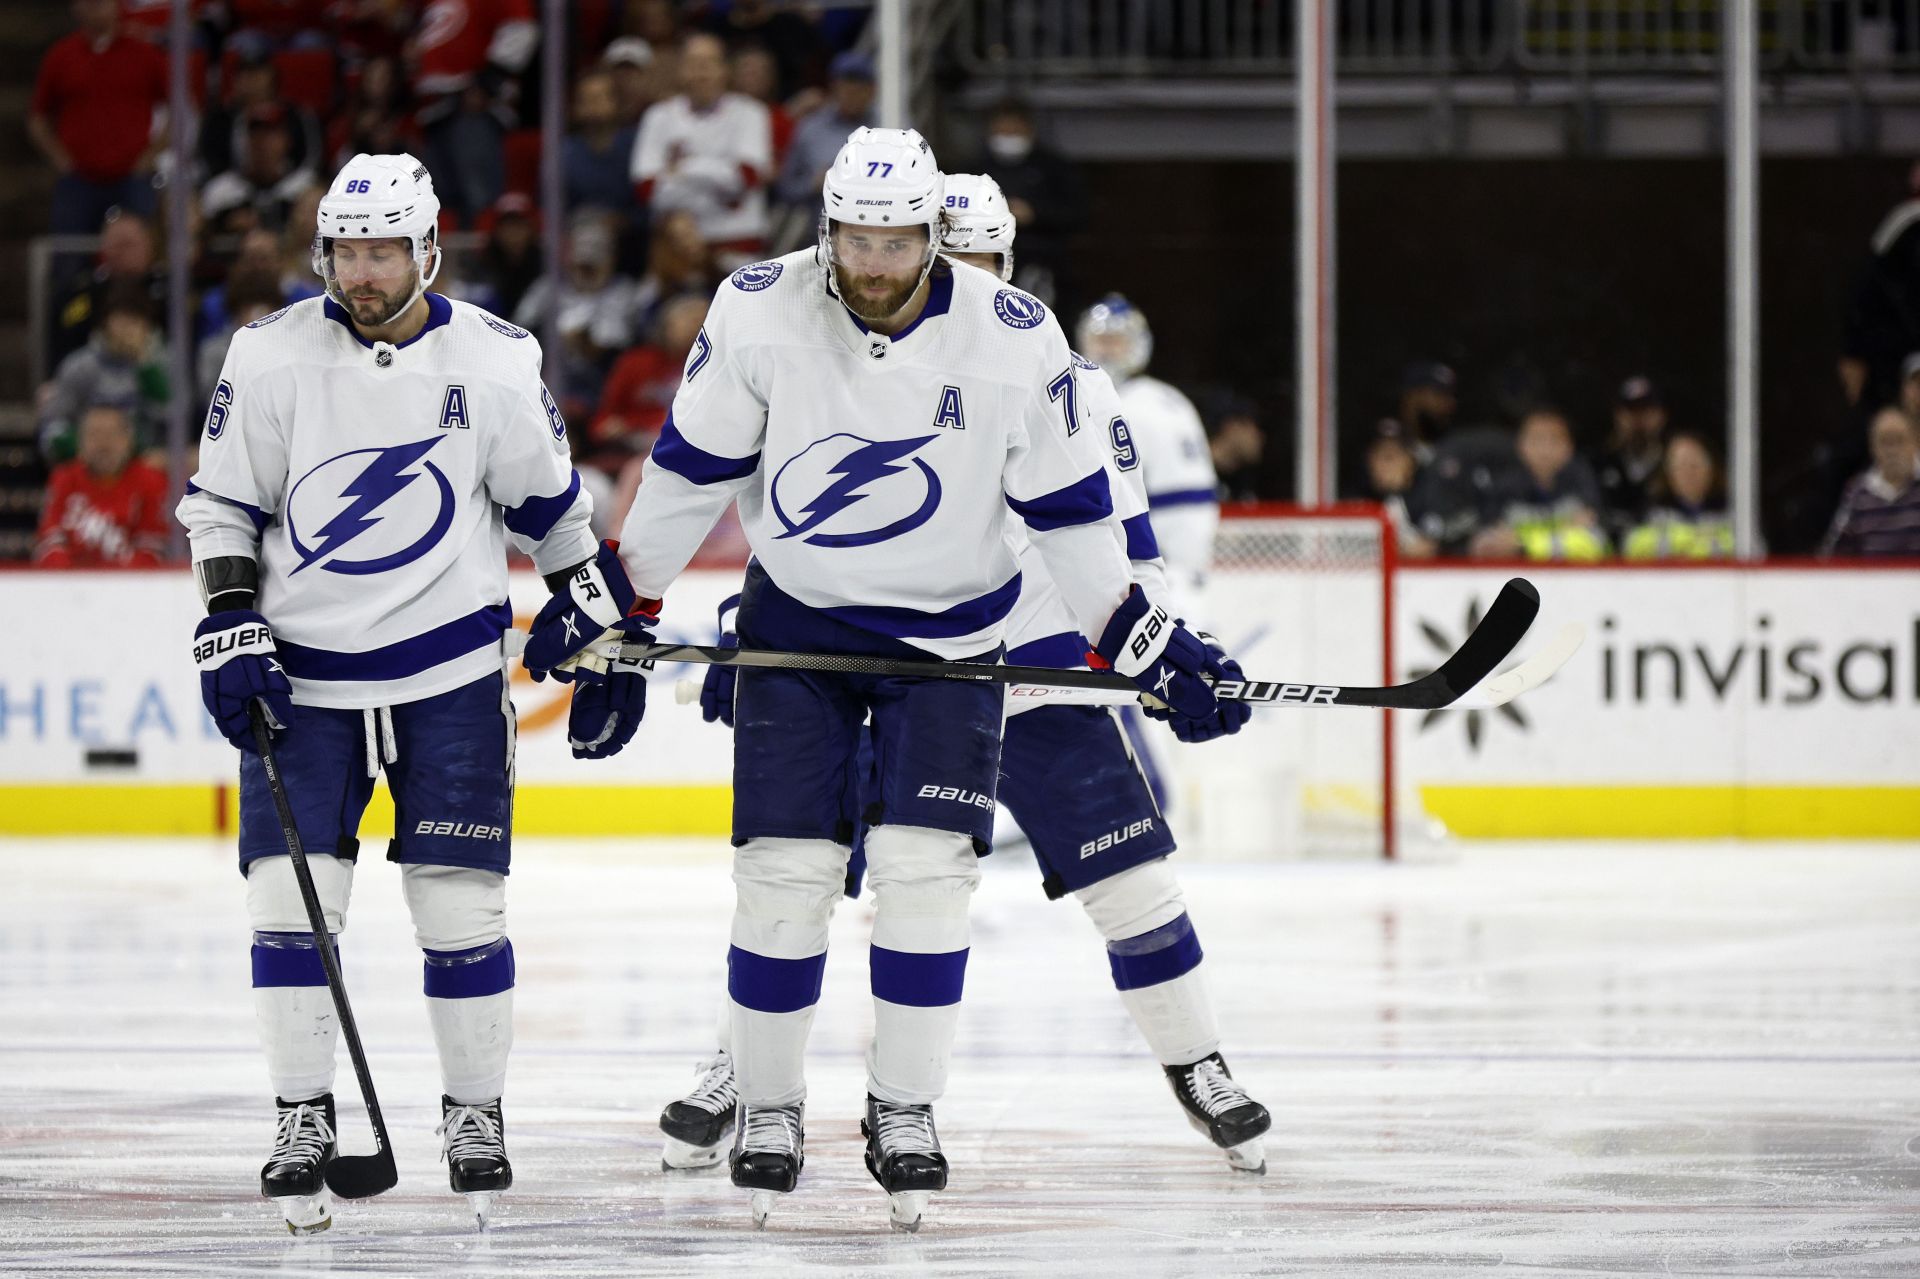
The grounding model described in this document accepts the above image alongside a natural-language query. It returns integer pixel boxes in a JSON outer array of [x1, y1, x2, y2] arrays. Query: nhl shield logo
[[869, 339, 889, 360]]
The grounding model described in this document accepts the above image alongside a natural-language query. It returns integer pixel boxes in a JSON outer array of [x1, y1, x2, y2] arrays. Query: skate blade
[[1225, 1137, 1267, 1175], [749, 1189, 780, 1230], [465, 1191, 499, 1231], [661, 1136, 727, 1171], [887, 1190, 931, 1233], [274, 1190, 332, 1235]]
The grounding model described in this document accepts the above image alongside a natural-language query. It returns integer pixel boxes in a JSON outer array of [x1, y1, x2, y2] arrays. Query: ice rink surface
[[2, 836, 1917, 1277]]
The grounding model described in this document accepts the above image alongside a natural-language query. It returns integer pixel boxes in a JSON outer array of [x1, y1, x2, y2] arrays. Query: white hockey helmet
[[310, 152, 443, 312], [818, 127, 945, 307], [1076, 293, 1154, 380], [938, 172, 1016, 281]]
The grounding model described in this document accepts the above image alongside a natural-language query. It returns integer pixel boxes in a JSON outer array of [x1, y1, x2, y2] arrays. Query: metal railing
[[953, 0, 1920, 76]]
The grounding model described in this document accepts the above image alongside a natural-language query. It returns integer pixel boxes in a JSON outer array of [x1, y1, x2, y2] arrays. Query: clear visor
[[824, 220, 935, 274], [312, 232, 440, 309]]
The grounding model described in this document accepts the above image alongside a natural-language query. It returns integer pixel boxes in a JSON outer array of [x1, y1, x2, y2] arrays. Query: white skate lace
[[1186, 1059, 1252, 1117], [437, 1103, 504, 1163], [871, 1102, 939, 1156], [681, 1053, 737, 1116], [267, 1103, 334, 1174], [739, 1105, 802, 1156]]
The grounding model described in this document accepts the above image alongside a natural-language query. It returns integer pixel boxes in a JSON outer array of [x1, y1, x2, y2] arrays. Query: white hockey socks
[[405, 865, 513, 1105], [246, 854, 354, 1101], [1075, 859, 1222, 1067], [864, 825, 981, 1105], [727, 839, 846, 1107]]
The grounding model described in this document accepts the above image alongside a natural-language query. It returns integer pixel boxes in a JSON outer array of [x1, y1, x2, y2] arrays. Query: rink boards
[[0, 562, 1914, 841]]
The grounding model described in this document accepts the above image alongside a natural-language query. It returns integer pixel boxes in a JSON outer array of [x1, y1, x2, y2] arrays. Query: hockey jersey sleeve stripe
[[1121, 512, 1161, 561], [502, 470, 582, 540], [1004, 630, 1091, 670], [1006, 468, 1114, 532], [650, 417, 761, 486], [275, 603, 512, 683], [817, 572, 1021, 641], [184, 480, 269, 532], [1146, 487, 1218, 510]]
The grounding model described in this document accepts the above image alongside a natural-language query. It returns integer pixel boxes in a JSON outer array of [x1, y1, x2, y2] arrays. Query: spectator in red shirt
[[410, 0, 538, 222], [30, 0, 168, 233], [588, 293, 709, 466], [589, 294, 711, 534], [34, 403, 172, 566]]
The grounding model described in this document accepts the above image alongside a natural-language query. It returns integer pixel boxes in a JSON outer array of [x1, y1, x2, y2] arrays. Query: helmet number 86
[[345, 179, 372, 193]]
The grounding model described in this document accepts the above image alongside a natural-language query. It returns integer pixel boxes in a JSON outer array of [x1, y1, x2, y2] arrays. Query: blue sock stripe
[[251, 931, 331, 988], [422, 937, 515, 999], [727, 945, 827, 1014], [1106, 913, 1204, 992], [869, 944, 970, 1008]]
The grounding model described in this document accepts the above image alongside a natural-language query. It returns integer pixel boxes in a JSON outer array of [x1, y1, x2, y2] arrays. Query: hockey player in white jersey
[[522, 128, 1234, 1230], [660, 173, 1273, 1178], [1076, 294, 1220, 618], [178, 153, 608, 1234]]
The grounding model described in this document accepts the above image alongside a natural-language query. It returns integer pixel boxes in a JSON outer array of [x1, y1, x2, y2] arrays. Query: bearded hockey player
[[177, 153, 602, 1233], [657, 172, 1273, 1186], [522, 128, 1235, 1230]]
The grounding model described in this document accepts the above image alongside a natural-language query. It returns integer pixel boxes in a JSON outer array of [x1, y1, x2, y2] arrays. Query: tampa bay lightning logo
[[481, 313, 530, 339], [286, 437, 456, 575], [1071, 350, 1100, 371], [731, 261, 783, 292], [246, 305, 291, 329], [994, 289, 1046, 329], [770, 433, 942, 548]]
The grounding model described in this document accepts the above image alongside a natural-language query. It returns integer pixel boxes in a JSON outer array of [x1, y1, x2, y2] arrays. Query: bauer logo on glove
[[522, 541, 659, 684]]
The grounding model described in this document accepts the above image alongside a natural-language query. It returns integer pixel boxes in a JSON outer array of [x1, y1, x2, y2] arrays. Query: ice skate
[[861, 1094, 947, 1233], [1164, 1053, 1270, 1173], [728, 1102, 804, 1228], [437, 1096, 512, 1230], [659, 1051, 737, 1170], [261, 1095, 336, 1235]]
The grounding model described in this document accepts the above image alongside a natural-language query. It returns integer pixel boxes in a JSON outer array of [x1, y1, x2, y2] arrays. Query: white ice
[[2, 838, 1918, 1276]]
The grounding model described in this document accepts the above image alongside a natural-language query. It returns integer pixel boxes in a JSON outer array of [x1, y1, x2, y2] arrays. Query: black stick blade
[[325, 1147, 399, 1199], [1428, 577, 1540, 700]]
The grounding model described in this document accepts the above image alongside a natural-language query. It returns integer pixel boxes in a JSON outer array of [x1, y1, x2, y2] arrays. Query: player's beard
[[833, 260, 920, 324], [341, 269, 419, 329]]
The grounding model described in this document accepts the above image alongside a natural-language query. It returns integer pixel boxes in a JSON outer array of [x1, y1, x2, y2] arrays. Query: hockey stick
[[612, 577, 1540, 712], [671, 619, 1585, 713], [248, 702, 399, 1201]]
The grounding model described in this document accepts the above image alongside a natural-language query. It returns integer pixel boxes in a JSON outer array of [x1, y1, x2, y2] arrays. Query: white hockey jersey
[[1002, 351, 1167, 687], [177, 293, 596, 708], [630, 93, 772, 248], [1118, 372, 1218, 617], [619, 253, 1135, 660]]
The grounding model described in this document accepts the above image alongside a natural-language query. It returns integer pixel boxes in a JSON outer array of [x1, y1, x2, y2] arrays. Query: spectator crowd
[[21, 1, 1920, 563]]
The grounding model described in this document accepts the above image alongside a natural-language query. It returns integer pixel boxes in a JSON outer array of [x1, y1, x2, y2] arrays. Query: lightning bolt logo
[[770, 433, 943, 549], [287, 437, 456, 576]]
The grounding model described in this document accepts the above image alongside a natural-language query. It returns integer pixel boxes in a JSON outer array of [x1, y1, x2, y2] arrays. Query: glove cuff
[[1095, 586, 1173, 679], [193, 611, 275, 671]]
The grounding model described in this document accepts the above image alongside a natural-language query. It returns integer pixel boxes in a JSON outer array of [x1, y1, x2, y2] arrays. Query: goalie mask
[[938, 173, 1016, 282], [1076, 294, 1154, 381], [818, 127, 945, 321], [311, 152, 443, 323]]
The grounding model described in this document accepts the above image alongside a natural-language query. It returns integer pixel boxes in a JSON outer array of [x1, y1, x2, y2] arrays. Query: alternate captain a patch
[[439, 385, 471, 429], [934, 386, 966, 430]]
